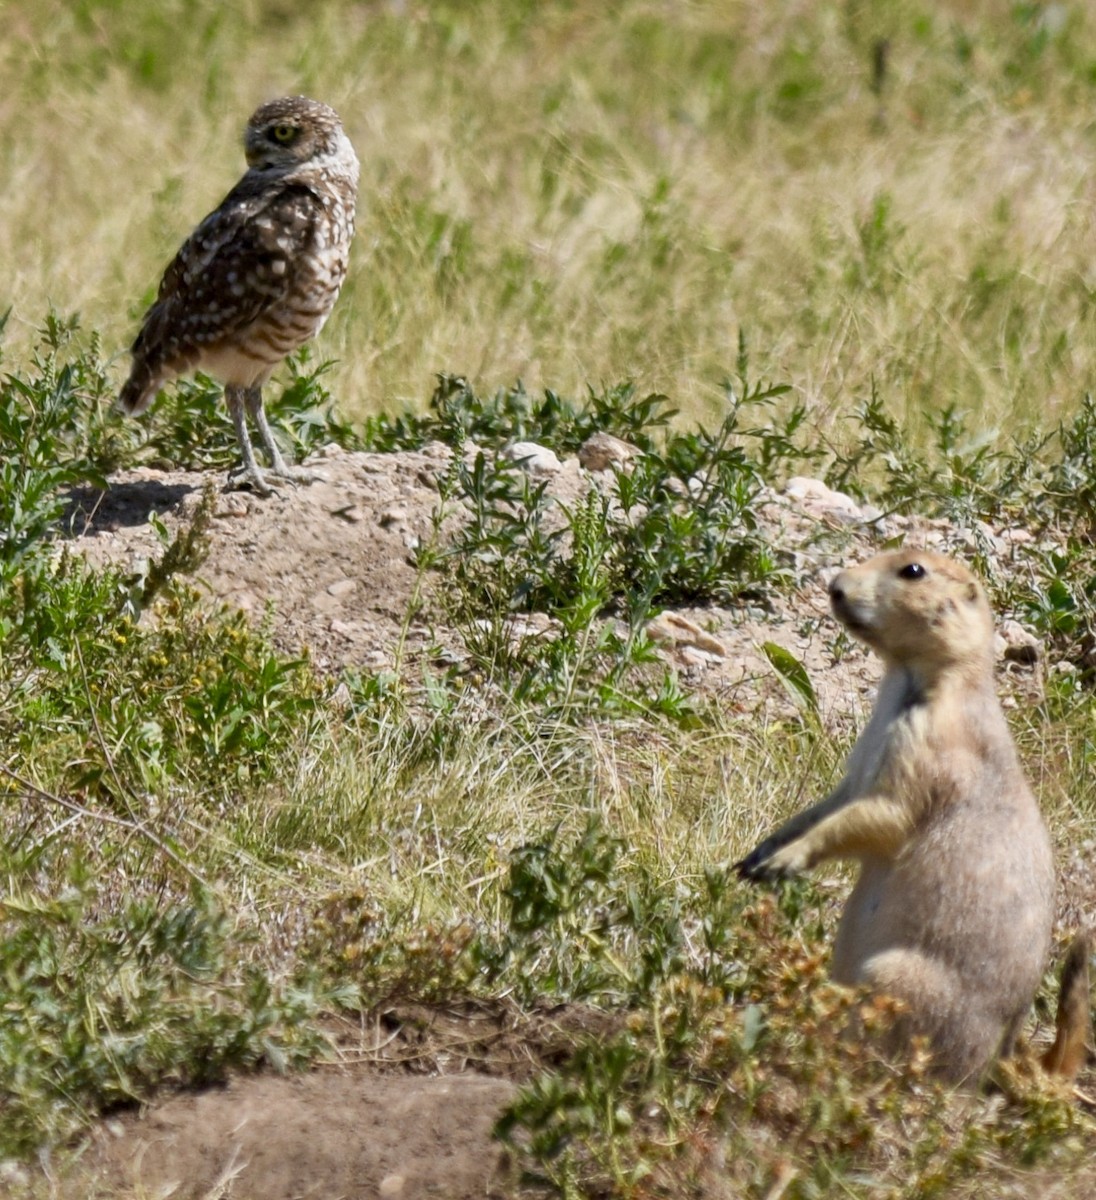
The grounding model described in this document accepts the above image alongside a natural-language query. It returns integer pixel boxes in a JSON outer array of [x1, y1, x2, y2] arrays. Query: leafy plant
[[0, 314, 113, 580], [826, 381, 1013, 523], [361, 372, 675, 455], [478, 815, 686, 1004]]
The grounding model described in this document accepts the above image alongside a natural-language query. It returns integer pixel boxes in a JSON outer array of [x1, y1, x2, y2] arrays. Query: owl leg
[[225, 385, 276, 495], [244, 386, 326, 485]]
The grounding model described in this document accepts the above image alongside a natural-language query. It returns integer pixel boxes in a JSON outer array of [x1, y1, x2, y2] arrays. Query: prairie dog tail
[[1042, 933, 1091, 1080]]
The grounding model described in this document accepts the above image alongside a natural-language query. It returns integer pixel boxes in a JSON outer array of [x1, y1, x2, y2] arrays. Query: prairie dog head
[[828, 550, 994, 678]]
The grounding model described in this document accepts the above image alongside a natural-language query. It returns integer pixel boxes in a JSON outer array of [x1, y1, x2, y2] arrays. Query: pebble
[[215, 494, 251, 519], [784, 476, 866, 525], [379, 506, 409, 530]]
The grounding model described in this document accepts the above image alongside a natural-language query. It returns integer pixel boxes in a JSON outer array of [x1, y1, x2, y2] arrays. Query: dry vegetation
[[3, 0, 1096, 430], [3, 1, 1096, 1198]]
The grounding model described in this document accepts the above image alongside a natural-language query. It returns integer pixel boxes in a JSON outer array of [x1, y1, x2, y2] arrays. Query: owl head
[[243, 95, 350, 172]]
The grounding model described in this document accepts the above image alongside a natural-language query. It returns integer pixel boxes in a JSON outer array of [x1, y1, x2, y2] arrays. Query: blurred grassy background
[[3, 0, 1096, 437]]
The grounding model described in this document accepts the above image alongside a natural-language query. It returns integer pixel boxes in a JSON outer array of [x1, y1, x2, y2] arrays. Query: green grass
[[5, 2, 1096, 1196]]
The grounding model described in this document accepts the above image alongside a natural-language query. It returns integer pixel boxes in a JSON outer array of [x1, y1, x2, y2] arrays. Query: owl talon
[[226, 464, 280, 496]]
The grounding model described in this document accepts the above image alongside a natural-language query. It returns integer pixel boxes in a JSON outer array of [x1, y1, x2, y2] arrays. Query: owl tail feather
[[119, 364, 160, 416]]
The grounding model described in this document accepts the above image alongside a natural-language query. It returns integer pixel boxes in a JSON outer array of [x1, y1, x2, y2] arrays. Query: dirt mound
[[66, 1000, 614, 1200], [64, 441, 931, 716], [79, 1069, 514, 1200], [68, 442, 455, 675]]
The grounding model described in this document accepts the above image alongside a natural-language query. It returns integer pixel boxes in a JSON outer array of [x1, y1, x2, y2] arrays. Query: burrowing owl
[[120, 96, 359, 494]]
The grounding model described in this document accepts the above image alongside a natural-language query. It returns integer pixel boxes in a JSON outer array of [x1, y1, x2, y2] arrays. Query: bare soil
[[65, 440, 1017, 715], [68, 1001, 613, 1200], [52, 444, 1093, 1200], [81, 1070, 515, 1199]]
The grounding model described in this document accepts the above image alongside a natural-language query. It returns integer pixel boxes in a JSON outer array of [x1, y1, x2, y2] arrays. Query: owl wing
[[132, 181, 325, 360]]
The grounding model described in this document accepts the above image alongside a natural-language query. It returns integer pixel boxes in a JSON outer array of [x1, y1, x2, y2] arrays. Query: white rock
[[501, 442, 563, 475], [378, 506, 409, 529], [783, 476, 862, 521]]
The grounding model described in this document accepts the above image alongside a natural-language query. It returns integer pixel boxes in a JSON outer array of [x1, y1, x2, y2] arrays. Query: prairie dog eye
[[898, 562, 926, 581], [270, 123, 297, 143]]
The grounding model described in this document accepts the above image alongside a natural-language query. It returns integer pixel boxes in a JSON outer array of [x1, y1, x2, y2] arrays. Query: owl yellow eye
[[270, 123, 296, 143]]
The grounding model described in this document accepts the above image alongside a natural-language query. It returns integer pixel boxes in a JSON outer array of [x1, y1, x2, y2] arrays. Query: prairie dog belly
[[833, 802, 1053, 1014]]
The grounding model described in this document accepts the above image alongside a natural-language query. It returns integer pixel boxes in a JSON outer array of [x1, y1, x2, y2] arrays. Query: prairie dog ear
[[966, 581, 979, 604]]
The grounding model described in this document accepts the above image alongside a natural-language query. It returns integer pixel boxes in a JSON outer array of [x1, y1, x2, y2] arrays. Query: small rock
[[379, 506, 409, 530], [784, 476, 830, 502], [784, 476, 864, 523], [679, 645, 724, 667], [578, 432, 641, 472], [646, 612, 726, 658], [472, 613, 561, 643], [0, 1163, 30, 1187], [998, 619, 1041, 665], [326, 579, 357, 598], [379, 1174, 406, 1196], [501, 441, 563, 475]]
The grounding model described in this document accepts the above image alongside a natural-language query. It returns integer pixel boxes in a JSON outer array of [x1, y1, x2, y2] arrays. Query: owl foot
[[226, 463, 280, 496]]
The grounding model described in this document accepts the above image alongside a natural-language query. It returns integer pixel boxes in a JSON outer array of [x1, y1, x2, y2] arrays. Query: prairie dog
[[737, 550, 1058, 1083]]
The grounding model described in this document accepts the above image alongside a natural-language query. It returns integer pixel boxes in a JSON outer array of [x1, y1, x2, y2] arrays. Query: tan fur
[[737, 550, 1056, 1084]]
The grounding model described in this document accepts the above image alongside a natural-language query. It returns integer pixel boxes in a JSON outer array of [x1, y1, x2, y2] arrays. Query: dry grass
[[3, 0, 1096, 436]]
